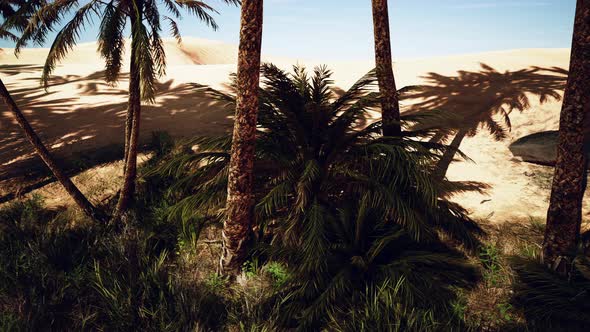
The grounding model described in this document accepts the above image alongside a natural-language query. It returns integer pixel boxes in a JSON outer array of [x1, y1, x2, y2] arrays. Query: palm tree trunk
[[222, 0, 264, 274], [433, 129, 467, 181], [543, 0, 590, 273], [114, 9, 142, 219], [0, 78, 106, 222], [123, 100, 133, 168], [371, 0, 401, 136]]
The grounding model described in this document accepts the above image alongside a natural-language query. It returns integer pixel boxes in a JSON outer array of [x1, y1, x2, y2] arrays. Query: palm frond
[[164, 15, 181, 44], [511, 255, 590, 330], [0, 27, 17, 41], [130, 9, 157, 102], [98, 0, 126, 83], [16, 0, 79, 53], [174, 0, 219, 30], [40, 0, 100, 87], [162, 0, 181, 19]]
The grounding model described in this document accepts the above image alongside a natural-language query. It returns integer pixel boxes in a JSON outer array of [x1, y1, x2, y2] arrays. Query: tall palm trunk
[[543, 0, 590, 272], [0, 78, 106, 222], [371, 0, 401, 136], [433, 129, 467, 181], [123, 95, 134, 168], [114, 7, 142, 218], [222, 0, 264, 273]]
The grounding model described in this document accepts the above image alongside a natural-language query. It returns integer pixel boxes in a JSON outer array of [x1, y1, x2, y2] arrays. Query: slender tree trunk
[[222, 0, 264, 274], [123, 100, 133, 169], [114, 9, 142, 219], [0, 78, 106, 222], [371, 0, 401, 136], [543, 0, 590, 273], [433, 129, 467, 181]]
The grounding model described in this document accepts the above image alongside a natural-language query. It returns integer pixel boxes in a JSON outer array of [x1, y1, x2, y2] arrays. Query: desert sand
[[1, 38, 587, 223]]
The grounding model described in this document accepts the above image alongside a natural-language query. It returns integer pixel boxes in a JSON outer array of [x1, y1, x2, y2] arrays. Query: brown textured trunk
[[114, 9, 142, 219], [0, 78, 106, 222], [433, 129, 467, 181], [543, 0, 590, 273], [123, 98, 133, 168], [371, 0, 401, 136], [222, 0, 264, 274]]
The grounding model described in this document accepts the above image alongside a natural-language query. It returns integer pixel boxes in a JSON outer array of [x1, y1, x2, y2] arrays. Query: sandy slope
[[1, 38, 587, 222]]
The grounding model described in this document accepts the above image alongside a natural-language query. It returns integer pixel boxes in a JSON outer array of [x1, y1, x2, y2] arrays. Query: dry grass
[[0, 153, 152, 212], [460, 216, 590, 331], [5, 154, 589, 330], [468, 220, 539, 330]]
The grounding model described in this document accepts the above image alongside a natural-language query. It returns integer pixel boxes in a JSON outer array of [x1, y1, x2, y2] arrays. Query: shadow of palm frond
[[0, 64, 44, 76], [0, 67, 232, 195], [401, 63, 568, 178]]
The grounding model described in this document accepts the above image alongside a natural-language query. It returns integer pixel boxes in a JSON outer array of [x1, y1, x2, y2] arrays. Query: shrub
[[511, 255, 590, 331]]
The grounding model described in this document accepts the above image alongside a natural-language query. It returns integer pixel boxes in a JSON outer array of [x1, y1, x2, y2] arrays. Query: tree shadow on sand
[[402, 63, 568, 179], [0, 64, 44, 76], [0, 66, 233, 198]]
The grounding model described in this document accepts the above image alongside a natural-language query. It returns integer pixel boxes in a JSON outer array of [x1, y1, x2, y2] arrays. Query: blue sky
[[0, 0, 577, 60]]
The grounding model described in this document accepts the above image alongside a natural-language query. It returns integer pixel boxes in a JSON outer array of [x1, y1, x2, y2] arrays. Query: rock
[[509, 130, 590, 166]]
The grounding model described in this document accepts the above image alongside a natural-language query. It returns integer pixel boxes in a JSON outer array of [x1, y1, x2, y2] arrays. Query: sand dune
[[1, 37, 238, 66], [1, 38, 586, 223]]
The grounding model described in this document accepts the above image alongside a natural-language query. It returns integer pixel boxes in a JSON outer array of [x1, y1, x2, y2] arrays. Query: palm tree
[[405, 64, 567, 180], [223, 0, 264, 273], [151, 64, 484, 264], [147, 64, 483, 329], [371, 0, 401, 136], [1, 0, 106, 222], [543, 0, 590, 273], [15, 0, 239, 219]]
